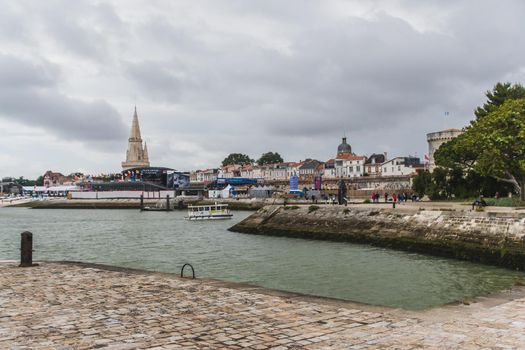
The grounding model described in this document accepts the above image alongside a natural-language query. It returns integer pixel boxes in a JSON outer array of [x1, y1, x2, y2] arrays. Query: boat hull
[[186, 214, 233, 220]]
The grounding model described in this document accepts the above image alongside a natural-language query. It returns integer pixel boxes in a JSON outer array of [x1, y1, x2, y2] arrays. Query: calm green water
[[1, 208, 523, 309]]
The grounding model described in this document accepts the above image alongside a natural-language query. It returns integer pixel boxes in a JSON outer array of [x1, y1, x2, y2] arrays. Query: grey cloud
[[125, 61, 183, 102], [0, 54, 127, 145], [2, 0, 525, 177]]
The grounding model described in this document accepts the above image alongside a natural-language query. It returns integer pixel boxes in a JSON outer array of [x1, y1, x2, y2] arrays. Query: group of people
[[370, 192, 419, 203]]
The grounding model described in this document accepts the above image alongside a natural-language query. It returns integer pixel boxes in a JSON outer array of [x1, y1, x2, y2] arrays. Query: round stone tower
[[426, 128, 463, 172]]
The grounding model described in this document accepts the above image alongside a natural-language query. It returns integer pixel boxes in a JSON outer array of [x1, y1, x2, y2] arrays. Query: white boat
[[186, 203, 233, 220]]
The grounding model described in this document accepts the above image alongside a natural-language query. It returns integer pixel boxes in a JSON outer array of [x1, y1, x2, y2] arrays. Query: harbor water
[[1, 208, 524, 309]]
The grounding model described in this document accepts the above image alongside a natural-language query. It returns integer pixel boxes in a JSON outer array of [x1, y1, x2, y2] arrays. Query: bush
[[363, 199, 371, 204], [308, 205, 320, 213]]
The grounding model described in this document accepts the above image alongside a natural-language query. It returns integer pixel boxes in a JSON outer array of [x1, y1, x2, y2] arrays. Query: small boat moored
[[186, 203, 233, 220]]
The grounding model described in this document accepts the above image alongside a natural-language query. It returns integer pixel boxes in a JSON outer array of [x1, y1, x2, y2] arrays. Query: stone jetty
[[8, 198, 274, 210], [230, 204, 525, 270], [2, 261, 525, 349]]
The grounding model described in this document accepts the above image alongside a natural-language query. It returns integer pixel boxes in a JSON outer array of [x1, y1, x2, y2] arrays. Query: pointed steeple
[[143, 142, 149, 162], [122, 107, 150, 170], [129, 106, 142, 141]]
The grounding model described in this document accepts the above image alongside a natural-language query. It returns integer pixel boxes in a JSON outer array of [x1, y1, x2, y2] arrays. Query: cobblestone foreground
[[2, 262, 525, 349]]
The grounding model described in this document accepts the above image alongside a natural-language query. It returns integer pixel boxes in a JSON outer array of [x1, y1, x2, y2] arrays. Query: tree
[[257, 152, 283, 165], [437, 98, 525, 200], [35, 176, 44, 186], [434, 82, 525, 201], [221, 153, 253, 166], [467, 99, 525, 200], [15, 176, 36, 186], [475, 82, 525, 120], [412, 170, 432, 197]]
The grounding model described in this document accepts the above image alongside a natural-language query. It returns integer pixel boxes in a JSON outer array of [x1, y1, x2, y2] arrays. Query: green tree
[[435, 82, 525, 201], [257, 152, 284, 165], [15, 176, 36, 186], [221, 153, 253, 166], [412, 170, 432, 196], [475, 82, 525, 120], [35, 176, 44, 186], [467, 99, 525, 200]]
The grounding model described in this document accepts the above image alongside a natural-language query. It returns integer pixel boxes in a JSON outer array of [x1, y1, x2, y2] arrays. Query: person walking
[[384, 193, 388, 203], [393, 193, 397, 203]]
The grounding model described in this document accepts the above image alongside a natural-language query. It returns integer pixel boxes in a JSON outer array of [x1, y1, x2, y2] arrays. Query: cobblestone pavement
[[2, 262, 525, 349]]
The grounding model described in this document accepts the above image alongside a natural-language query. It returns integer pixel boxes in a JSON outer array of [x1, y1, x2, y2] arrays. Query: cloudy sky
[[1, 0, 524, 178]]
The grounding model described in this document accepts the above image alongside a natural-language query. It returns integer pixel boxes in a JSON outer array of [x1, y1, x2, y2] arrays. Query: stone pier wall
[[229, 205, 525, 269]]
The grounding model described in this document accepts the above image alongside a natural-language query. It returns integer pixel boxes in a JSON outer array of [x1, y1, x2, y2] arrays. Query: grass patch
[[363, 199, 371, 204], [484, 197, 525, 207], [284, 205, 300, 210], [308, 205, 320, 213]]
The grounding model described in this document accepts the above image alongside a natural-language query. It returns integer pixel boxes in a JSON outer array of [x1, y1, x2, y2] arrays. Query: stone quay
[[230, 203, 525, 270], [2, 261, 525, 349], [0, 262, 525, 350]]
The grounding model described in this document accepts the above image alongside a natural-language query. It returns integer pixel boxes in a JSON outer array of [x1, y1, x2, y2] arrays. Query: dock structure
[[1, 261, 525, 349]]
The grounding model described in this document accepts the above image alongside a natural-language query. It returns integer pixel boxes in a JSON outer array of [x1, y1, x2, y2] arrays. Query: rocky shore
[[230, 204, 525, 270]]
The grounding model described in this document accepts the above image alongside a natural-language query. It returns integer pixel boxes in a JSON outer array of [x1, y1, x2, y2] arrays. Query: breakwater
[[230, 204, 525, 270], [7, 198, 275, 210]]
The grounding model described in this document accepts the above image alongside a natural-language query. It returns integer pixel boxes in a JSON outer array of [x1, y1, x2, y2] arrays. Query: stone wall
[[230, 205, 525, 270]]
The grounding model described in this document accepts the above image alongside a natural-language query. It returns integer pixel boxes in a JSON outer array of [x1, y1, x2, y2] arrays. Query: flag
[[424, 154, 430, 161]]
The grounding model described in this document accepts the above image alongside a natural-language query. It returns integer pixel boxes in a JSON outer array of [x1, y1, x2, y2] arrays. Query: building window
[[356, 166, 360, 172]]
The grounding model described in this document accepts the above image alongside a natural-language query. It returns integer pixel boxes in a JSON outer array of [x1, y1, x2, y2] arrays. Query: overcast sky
[[1, 0, 525, 178]]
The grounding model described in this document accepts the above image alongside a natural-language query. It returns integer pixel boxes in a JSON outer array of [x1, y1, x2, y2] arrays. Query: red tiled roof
[[336, 153, 366, 160]]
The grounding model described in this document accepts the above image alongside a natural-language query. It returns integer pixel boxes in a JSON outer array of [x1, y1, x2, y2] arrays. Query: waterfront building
[[218, 164, 242, 178], [43, 170, 71, 187], [381, 156, 423, 176], [122, 107, 150, 170], [190, 169, 219, 183], [323, 159, 337, 178], [364, 153, 386, 176], [268, 163, 289, 181], [334, 136, 366, 178], [426, 128, 463, 172], [298, 159, 324, 182], [240, 164, 254, 179], [286, 161, 304, 178]]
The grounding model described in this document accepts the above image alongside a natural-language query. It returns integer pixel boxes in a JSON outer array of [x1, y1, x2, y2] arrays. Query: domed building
[[334, 136, 366, 178], [337, 136, 352, 155]]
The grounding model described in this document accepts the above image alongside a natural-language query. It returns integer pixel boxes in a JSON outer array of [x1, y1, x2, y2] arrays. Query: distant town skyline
[[1, 1, 525, 178]]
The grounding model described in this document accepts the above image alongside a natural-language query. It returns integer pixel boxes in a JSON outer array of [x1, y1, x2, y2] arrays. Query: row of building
[[190, 137, 425, 184], [37, 109, 462, 190]]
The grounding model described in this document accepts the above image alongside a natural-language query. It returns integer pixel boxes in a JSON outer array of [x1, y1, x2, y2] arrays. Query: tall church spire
[[143, 142, 149, 162], [122, 107, 150, 170], [130, 106, 142, 141]]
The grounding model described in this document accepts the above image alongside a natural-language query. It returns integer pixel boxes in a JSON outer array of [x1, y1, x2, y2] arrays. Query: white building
[[190, 169, 219, 183], [335, 153, 366, 177], [381, 157, 423, 176], [332, 136, 366, 178]]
